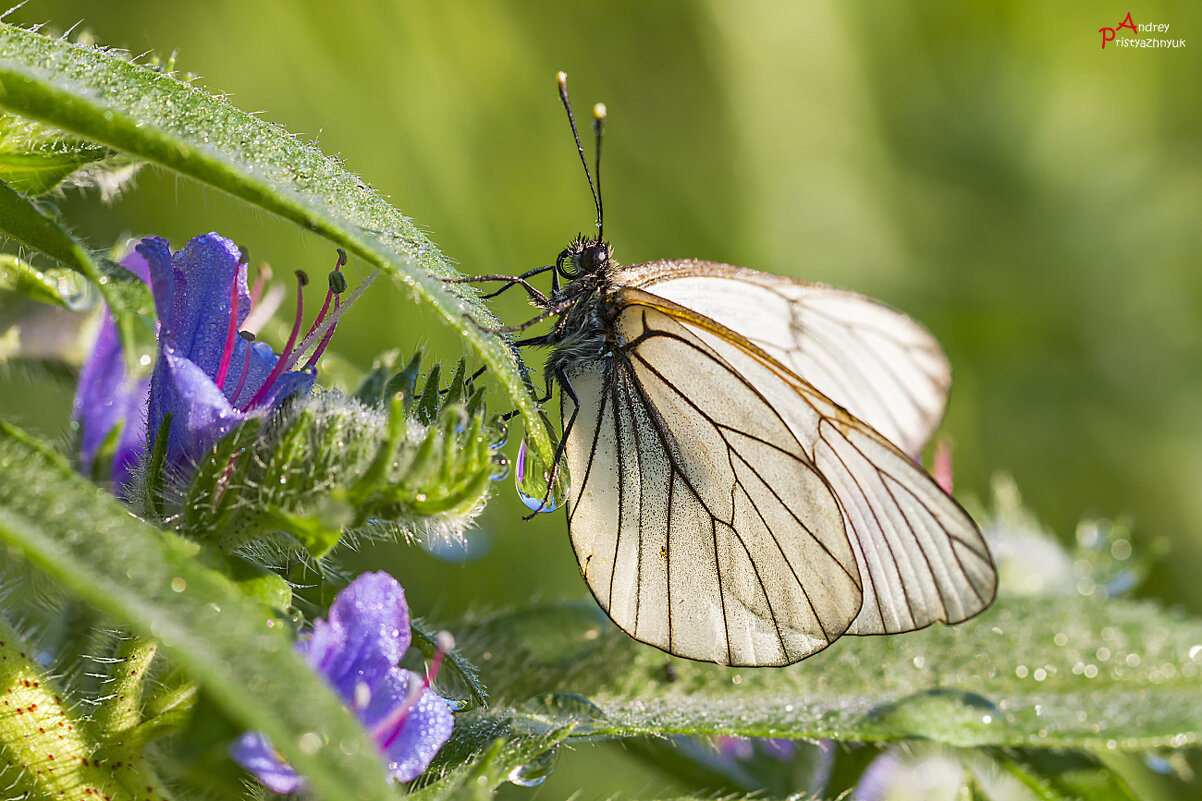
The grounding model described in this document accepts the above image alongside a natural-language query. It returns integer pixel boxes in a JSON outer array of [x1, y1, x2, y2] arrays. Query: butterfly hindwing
[[622, 286, 996, 636]]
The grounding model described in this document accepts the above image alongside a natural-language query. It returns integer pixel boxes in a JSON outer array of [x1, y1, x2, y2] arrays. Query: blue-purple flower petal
[[231, 572, 452, 792], [300, 571, 412, 701], [150, 344, 246, 467], [361, 667, 455, 782], [72, 249, 152, 489], [141, 233, 251, 375], [141, 232, 315, 470], [229, 732, 304, 794]]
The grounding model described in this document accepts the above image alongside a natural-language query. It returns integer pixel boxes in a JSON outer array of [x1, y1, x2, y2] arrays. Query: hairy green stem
[[0, 614, 134, 800]]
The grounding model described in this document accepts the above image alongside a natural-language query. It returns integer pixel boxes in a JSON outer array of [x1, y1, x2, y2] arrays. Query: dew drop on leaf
[[868, 688, 1003, 747], [506, 745, 559, 787]]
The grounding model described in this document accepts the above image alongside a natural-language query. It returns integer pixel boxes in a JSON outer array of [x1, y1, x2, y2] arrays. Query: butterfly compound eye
[[582, 243, 609, 273]]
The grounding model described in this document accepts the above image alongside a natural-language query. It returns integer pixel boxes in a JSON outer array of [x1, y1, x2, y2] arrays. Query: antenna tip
[[556, 71, 568, 89], [592, 102, 607, 121]]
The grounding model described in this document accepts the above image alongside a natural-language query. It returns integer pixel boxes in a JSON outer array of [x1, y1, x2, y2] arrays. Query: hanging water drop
[[490, 455, 511, 482], [35, 200, 62, 220], [57, 272, 98, 312], [489, 417, 509, 450], [515, 439, 569, 513], [506, 745, 560, 787]]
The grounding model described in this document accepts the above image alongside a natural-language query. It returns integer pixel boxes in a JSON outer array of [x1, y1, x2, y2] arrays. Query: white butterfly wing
[[621, 260, 951, 456], [622, 288, 996, 636], [562, 299, 863, 666]]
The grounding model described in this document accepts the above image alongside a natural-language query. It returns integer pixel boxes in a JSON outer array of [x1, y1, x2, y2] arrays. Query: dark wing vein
[[818, 418, 917, 629], [631, 347, 859, 587]]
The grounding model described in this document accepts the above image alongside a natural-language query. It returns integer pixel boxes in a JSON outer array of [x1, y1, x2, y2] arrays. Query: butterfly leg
[[437, 365, 488, 398], [466, 334, 558, 423], [521, 365, 577, 520], [442, 265, 555, 304], [469, 299, 577, 335]]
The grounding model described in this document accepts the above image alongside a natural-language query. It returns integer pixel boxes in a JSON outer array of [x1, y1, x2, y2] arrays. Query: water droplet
[[56, 273, 98, 311], [489, 418, 508, 449], [506, 746, 559, 787], [490, 455, 510, 482], [34, 200, 61, 220], [868, 689, 1003, 747], [1145, 753, 1173, 774], [298, 732, 322, 755], [512, 692, 606, 738], [515, 439, 568, 513]]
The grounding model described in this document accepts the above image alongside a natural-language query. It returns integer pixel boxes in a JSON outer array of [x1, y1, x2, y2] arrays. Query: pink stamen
[[243, 271, 308, 411], [213, 266, 243, 391], [303, 294, 339, 370], [370, 633, 452, 750], [230, 332, 257, 407], [306, 249, 347, 340]]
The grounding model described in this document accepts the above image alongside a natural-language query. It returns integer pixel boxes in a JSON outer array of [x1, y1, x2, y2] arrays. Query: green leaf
[[998, 749, 1141, 801], [0, 253, 70, 307], [455, 597, 1202, 749], [411, 712, 575, 801], [0, 144, 108, 195], [0, 422, 396, 801], [0, 177, 152, 371], [0, 22, 554, 467], [0, 110, 113, 194]]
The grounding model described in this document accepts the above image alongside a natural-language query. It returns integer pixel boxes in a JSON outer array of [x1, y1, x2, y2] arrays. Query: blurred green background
[[3, 1, 1201, 795]]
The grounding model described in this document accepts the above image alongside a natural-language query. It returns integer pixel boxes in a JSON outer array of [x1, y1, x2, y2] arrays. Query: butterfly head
[[556, 235, 612, 281]]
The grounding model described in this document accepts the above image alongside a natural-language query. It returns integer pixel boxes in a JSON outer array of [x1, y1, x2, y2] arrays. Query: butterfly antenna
[[557, 71, 603, 240], [592, 102, 606, 241]]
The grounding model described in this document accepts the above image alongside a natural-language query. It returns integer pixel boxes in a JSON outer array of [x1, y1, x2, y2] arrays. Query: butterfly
[[455, 73, 997, 667]]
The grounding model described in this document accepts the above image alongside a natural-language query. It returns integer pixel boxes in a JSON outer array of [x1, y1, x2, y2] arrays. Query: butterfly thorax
[[544, 236, 623, 373]]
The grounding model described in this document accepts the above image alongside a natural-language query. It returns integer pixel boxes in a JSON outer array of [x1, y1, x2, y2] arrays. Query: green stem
[[0, 614, 135, 800], [93, 634, 157, 735]]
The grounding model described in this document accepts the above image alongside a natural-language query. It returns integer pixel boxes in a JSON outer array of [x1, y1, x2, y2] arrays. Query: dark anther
[[335, 247, 348, 268], [328, 270, 348, 295], [295, 269, 310, 287]]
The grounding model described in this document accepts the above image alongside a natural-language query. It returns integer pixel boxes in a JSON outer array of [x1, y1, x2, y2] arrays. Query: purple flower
[[141, 233, 323, 471], [73, 248, 152, 490], [230, 572, 455, 792], [852, 746, 1030, 800], [715, 735, 798, 762]]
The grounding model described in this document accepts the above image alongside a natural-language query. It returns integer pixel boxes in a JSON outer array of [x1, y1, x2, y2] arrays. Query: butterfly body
[[472, 74, 996, 667]]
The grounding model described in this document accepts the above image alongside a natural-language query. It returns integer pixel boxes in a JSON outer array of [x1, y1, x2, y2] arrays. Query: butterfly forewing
[[563, 298, 863, 666], [634, 288, 997, 636], [621, 261, 951, 456]]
